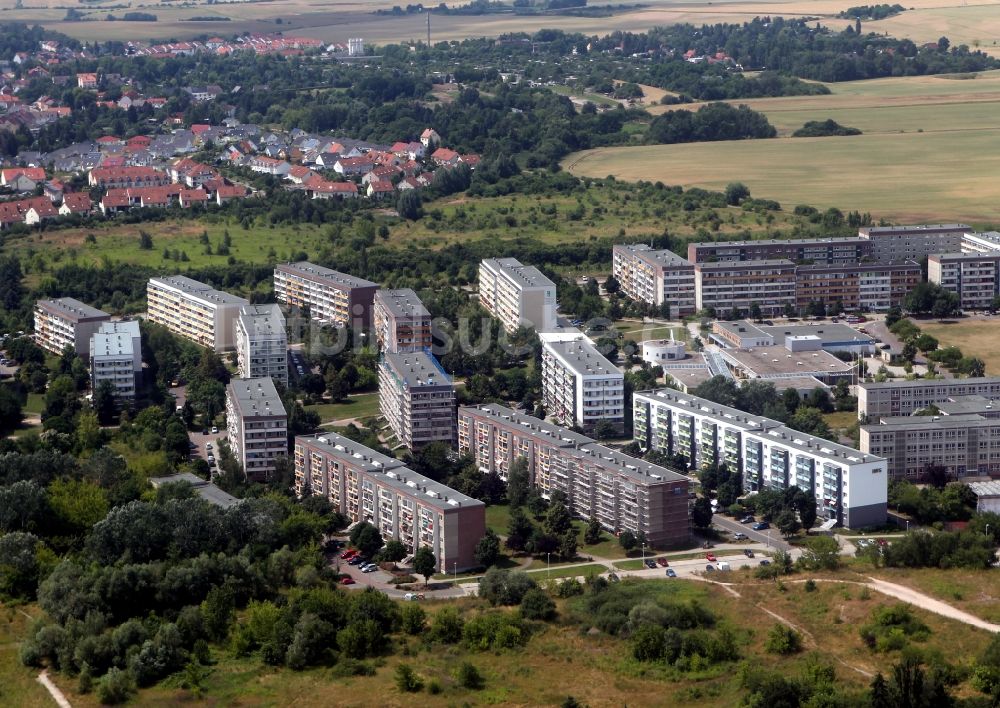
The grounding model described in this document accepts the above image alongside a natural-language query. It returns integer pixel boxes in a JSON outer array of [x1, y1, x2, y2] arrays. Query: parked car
[[348, 557, 365, 566], [666, 568, 677, 578], [744, 549, 755, 559], [705, 553, 716, 562], [403, 593, 425, 601], [705, 564, 715, 572], [361, 564, 378, 573], [733, 532, 747, 541], [607, 573, 620, 583], [644, 559, 657, 569], [206, 442, 212, 450], [752, 522, 770, 531], [759, 559, 771, 566], [740, 515, 755, 524], [656, 558, 669, 567], [340, 577, 355, 585], [340, 550, 357, 559], [211, 426, 218, 434]]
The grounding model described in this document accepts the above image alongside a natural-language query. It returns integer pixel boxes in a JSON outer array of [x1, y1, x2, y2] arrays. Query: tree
[[138, 230, 153, 250], [619, 530, 637, 552], [0, 386, 23, 436], [413, 545, 436, 587], [691, 497, 713, 529], [378, 539, 407, 563], [478, 567, 537, 605], [456, 661, 484, 690], [584, 516, 603, 545], [558, 529, 578, 560], [520, 587, 556, 620], [776, 509, 801, 538], [349, 522, 384, 558], [725, 181, 750, 206], [395, 663, 423, 692], [765, 624, 802, 655], [544, 499, 572, 536], [474, 529, 501, 568], [506, 507, 533, 552], [799, 535, 840, 571], [397, 190, 422, 220], [506, 457, 530, 508]]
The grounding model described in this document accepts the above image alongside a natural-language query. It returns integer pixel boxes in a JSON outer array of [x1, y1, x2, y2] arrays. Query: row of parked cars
[[341, 548, 379, 574]]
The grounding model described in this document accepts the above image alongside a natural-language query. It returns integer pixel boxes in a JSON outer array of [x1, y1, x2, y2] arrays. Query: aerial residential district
[[3, 11, 1000, 708]]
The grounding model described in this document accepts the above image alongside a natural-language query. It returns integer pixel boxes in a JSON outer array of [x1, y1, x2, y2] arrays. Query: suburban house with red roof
[[89, 166, 170, 189], [309, 181, 358, 200], [59, 193, 93, 216]]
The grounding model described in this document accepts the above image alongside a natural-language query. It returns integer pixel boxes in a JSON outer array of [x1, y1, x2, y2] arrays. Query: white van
[[717, 561, 731, 571]]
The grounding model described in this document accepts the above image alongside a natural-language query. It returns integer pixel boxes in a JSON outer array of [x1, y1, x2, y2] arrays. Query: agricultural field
[[919, 318, 1000, 375], [565, 71, 1000, 223]]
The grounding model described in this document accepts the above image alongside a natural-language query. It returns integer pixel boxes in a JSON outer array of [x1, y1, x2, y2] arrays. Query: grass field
[[920, 318, 1000, 376], [0, 605, 53, 708], [307, 392, 381, 425], [870, 567, 1000, 623], [565, 71, 1000, 223]]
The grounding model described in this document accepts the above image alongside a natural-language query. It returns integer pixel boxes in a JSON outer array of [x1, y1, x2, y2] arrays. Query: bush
[[97, 667, 134, 705], [555, 577, 584, 598], [400, 603, 426, 635], [765, 624, 802, 655], [395, 663, 423, 692], [428, 606, 464, 643], [859, 604, 930, 652], [463, 612, 527, 650], [457, 661, 485, 689], [519, 588, 557, 621], [478, 567, 537, 606]]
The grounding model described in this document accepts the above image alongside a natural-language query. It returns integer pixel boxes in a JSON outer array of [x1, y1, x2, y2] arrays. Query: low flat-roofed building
[[660, 354, 714, 393], [150, 472, 240, 508], [294, 432, 485, 571], [225, 377, 288, 481], [759, 322, 876, 355], [34, 297, 111, 358], [969, 481, 1000, 514], [719, 345, 854, 384], [712, 320, 775, 349]]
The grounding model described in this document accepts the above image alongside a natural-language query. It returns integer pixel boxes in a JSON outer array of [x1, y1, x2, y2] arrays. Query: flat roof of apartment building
[[383, 350, 452, 388], [858, 224, 970, 235], [795, 261, 920, 273], [545, 338, 622, 378], [150, 472, 240, 508], [36, 297, 110, 322], [865, 413, 987, 430], [227, 377, 287, 418], [860, 377, 1000, 391], [238, 304, 285, 338], [930, 251, 1000, 262], [460, 403, 688, 484], [275, 261, 377, 289], [637, 388, 882, 464], [97, 320, 140, 338], [937, 395, 1000, 416], [91, 330, 135, 358], [482, 257, 555, 290], [375, 288, 430, 319], [615, 243, 691, 267], [299, 432, 482, 510], [149, 275, 248, 305], [690, 237, 869, 249], [759, 323, 874, 347]]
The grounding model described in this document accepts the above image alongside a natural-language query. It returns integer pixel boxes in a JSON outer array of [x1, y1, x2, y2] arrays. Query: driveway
[[713, 514, 792, 552]]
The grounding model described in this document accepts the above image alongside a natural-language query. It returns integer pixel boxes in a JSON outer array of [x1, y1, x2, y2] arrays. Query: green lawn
[[0, 605, 53, 707], [22, 393, 43, 416], [308, 393, 381, 424]]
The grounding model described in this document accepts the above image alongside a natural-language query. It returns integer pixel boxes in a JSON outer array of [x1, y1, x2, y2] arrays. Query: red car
[[340, 576, 355, 585], [705, 553, 717, 562], [656, 558, 669, 567], [341, 550, 357, 559]]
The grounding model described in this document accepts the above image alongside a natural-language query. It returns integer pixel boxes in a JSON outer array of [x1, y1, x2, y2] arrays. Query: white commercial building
[[642, 339, 686, 366], [542, 338, 624, 434], [34, 298, 111, 359], [634, 388, 888, 528], [479, 257, 557, 333], [147, 275, 248, 351], [89, 320, 141, 403], [235, 304, 287, 386], [225, 377, 288, 482]]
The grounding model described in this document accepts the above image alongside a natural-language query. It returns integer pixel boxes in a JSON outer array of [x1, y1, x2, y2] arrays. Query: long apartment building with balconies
[[273, 261, 378, 327], [687, 237, 874, 264], [235, 304, 287, 386], [34, 297, 111, 359], [373, 288, 432, 353], [294, 432, 485, 571], [858, 377, 1000, 419], [542, 338, 624, 435], [694, 259, 797, 316], [795, 261, 921, 313], [928, 252, 1000, 311], [89, 320, 141, 403], [457, 404, 690, 547], [611, 243, 696, 318], [633, 388, 887, 528], [147, 275, 248, 351], [225, 377, 288, 481], [379, 350, 456, 450], [478, 257, 557, 333]]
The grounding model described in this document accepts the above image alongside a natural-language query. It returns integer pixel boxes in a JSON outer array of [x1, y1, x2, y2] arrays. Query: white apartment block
[[373, 288, 432, 353], [928, 252, 1000, 311], [542, 338, 624, 434], [959, 230, 1000, 255], [225, 377, 288, 482], [273, 261, 378, 327], [858, 378, 1000, 419], [634, 388, 888, 528], [34, 298, 111, 359], [379, 350, 456, 451], [235, 304, 287, 386], [694, 260, 797, 316], [90, 320, 141, 403], [612, 244, 696, 318], [147, 276, 248, 351], [858, 223, 969, 262], [479, 257, 557, 333]]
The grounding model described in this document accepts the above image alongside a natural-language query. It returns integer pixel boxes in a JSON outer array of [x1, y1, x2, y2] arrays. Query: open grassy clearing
[[919, 318, 1000, 376], [868, 567, 1000, 624], [564, 127, 1000, 223], [307, 392, 381, 425], [0, 605, 54, 708]]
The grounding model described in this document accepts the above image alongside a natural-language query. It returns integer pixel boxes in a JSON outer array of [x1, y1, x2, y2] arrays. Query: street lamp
[[547, 552, 551, 581], [453, 562, 457, 584], [641, 543, 645, 566]]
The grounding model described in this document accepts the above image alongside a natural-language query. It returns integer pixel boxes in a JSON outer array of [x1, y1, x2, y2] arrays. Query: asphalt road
[[713, 514, 792, 553]]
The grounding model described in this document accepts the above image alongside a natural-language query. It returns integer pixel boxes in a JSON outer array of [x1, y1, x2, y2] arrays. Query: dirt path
[[866, 577, 1000, 633], [37, 670, 72, 708]]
